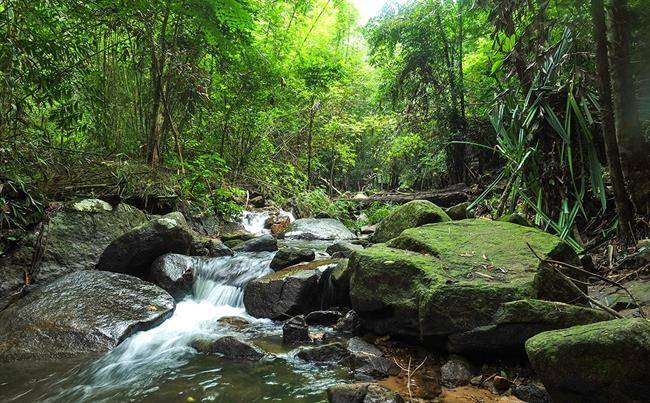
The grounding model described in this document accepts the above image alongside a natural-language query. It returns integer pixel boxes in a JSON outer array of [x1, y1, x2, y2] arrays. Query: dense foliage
[[1, 0, 649, 246]]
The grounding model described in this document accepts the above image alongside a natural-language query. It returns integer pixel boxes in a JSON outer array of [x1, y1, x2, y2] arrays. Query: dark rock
[[233, 234, 278, 253], [326, 242, 363, 259], [244, 259, 337, 319], [444, 202, 471, 220], [97, 212, 195, 277], [191, 336, 264, 361], [512, 384, 551, 403], [0, 271, 174, 361], [370, 200, 450, 243], [327, 383, 403, 403], [283, 315, 310, 344], [305, 310, 343, 326], [346, 337, 398, 379], [284, 218, 355, 241], [0, 201, 147, 310], [270, 247, 315, 271], [491, 376, 511, 392], [191, 237, 233, 258], [224, 239, 245, 249], [150, 253, 195, 300], [249, 195, 266, 208], [447, 299, 612, 355], [323, 259, 352, 307], [440, 356, 474, 388], [296, 342, 349, 363], [334, 310, 362, 334], [526, 318, 650, 402], [221, 230, 256, 242], [360, 225, 376, 235]]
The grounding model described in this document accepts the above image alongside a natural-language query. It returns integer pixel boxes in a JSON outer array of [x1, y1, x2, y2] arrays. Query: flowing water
[[0, 231, 350, 402]]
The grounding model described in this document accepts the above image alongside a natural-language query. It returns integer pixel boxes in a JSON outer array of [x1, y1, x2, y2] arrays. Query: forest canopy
[[1, 0, 649, 246]]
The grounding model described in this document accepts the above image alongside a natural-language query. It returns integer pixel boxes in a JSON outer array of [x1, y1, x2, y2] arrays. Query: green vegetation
[[2, 0, 649, 246]]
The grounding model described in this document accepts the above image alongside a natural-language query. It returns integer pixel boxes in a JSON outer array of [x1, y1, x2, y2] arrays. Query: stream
[[0, 213, 350, 403]]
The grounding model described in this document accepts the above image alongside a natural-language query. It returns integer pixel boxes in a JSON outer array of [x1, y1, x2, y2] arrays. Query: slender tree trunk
[[607, 0, 650, 216], [591, 0, 635, 236], [306, 96, 316, 188], [146, 10, 170, 167]]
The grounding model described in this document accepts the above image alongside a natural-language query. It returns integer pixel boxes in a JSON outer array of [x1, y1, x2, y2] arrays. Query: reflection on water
[[0, 250, 348, 402]]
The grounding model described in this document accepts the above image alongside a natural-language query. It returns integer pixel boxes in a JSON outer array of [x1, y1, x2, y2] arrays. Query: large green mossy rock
[[370, 200, 451, 243], [349, 219, 584, 337], [526, 318, 650, 402], [447, 299, 612, 354]]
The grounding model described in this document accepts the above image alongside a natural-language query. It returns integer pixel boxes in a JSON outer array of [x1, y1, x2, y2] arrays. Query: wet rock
[[325, 259, 352, 307], [191, 237, 233, 258], [0, 271, 174, 361], [491, 376, 511, 392], [244, 259, 337, 319], [326, 242, 363, 259], [512, 383, 551, 403], [360, 225, 376, 235], [192, 336, 264, 361], [327, 383, 404, 403], [370, 200, 450, 243], [296, 342, 349, 363], [444, 202, 470, 220], [218, 316, 250, 328], [346, 337, 398, 379], [349, 220, 586, 338], [150, 253, 195, 300], [447, 299, 612, 354], [270, 247, 315, 271], [0, 202, 147, 310], [284, 218, 355, 241], [283, 315, 310, 344], [221, 230, 256, 242], [526, 318, 650, 402], [593, 276, 650, 312], [249, 195, 265, 208], [232, 234, 278, 253], [334, 310, 363, 334], [305, 310, 343, 326], [97, 212, 195, 277], [270, 215, 291, 235], [440, 356, 474, 388]]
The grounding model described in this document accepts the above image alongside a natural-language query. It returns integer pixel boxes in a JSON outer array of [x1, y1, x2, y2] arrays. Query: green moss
[[349, 219, 583, 337], [497, 213, 531, 227], [370, 200, 451, 243], [525, 319, 650, 402], [495, 299, 612, 325]]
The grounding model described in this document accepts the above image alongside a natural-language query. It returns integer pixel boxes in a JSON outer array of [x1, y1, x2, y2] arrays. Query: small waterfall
[[55, 252, 274, 401], [240, 209, 295, 236]]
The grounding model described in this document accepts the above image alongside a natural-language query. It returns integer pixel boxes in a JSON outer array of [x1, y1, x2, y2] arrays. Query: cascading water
[[2, 217, 349, 402], [240, 209, 295, 235]]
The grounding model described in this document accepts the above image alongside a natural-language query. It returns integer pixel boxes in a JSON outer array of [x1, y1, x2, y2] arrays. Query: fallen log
[[336, 183, 472, 208]]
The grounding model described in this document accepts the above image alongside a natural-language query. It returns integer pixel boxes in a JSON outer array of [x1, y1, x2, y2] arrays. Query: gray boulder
[[232, 234, 278, 253], [284, 218, 355, 241], [295, 342, 349, 363], [440, 356, 474, 388], [305, 310, 343, 326], [0, 271, 174, 361], [326, 242, 363, 258], [346, 337, 398, 380], [97, 212, 230, 278], [270, 247, 315, 271], [150, 253, 196, 300], [327, 383, 403, 403], [283, 315, 310, 344], [0, 201, 147, 310], [191, 336, 265, 361], [244, 259, 338, 319]]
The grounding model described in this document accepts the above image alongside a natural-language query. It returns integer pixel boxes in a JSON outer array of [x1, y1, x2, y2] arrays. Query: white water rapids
[[240, 209, 295, 235], [54, 252, 275, 401]]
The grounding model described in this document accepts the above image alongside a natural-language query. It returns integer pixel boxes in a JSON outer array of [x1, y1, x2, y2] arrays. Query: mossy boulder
[[370, 200, 451, 243], [497, 213, 531, 227], [243, 259, 338, 319], [525, 318, 650, 402], [447, 299, 612, 354], [0, 202, 147, 310], [349, 219, 585, 337]]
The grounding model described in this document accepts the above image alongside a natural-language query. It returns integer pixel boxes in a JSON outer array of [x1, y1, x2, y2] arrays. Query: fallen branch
[[393, 355, 427, 401], [526, 243, 624, 319]]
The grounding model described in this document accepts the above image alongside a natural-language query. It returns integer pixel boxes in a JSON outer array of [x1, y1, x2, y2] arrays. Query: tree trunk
[[146, 11, 169, 168], [607, 0, 650, 216], [591, 0, 635, 236], [306, 96, 317, 188]]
